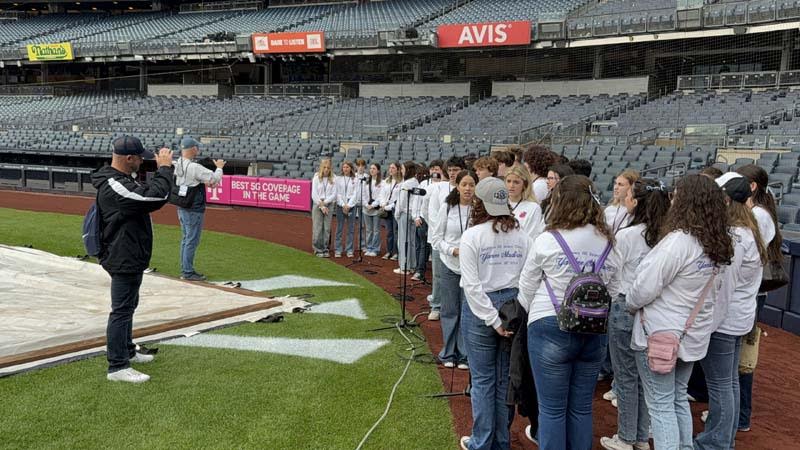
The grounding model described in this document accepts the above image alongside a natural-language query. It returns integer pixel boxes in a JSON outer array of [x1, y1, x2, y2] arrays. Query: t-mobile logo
[[208, 185, 223, 201]]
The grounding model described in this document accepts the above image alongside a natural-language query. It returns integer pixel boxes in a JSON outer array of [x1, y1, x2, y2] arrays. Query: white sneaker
[[107, 367, 150, 383], [334, 252, 342, 258], [701, 410, 709, 423], [600, 435, 635, 450], [612, 397, 618, 408], [427, 294, 433, 302], [129, 352, 154, 364], [347, 252, 354, 258], [443, 361, 455, 368], [457, 362, 469, 370], [687, 394, 697, 402], [603, 389, 618, 401], [428, 310, 440, 321], [459, 436, 471, 450], [524, 425, 539, 445]]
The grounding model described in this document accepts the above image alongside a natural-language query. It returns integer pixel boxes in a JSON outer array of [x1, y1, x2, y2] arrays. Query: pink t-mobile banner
[[206, 175, 311, 212]]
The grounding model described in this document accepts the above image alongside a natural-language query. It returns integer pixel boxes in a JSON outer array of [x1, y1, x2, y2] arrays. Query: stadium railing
[[678, 71, 800, 90]]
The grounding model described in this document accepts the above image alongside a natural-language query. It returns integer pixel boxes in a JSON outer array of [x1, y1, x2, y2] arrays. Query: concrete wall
[[492, 77, 649, 97], [359, 83, 470, 98], [147, 84, 223, 97]]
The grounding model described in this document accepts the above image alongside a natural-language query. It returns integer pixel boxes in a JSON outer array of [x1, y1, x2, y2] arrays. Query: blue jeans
[[107, 272, 143, 373], [383, 211, 397, 256], [738, 293, 765, 430], [438, 263, 466, 364], [364, 212, 381, 253], [608, 298, 650, 444], [429, 250, 442, 310], [415, 220, 430, 276], [334, 205, 355, 254], [636, 350, 695, 450], [696, 333, 742, 450], [528, 315, 607, 450], [178, 208, 204, 276], [461, 287, 518, 450]]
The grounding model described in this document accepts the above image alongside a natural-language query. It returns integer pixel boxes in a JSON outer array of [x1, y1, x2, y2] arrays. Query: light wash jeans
[[311, 206, 332, 255], [177, 208, 204, 276], [636, 350, 695, 450], [429, 249, 442, 311], [364, 211, 381, 254], [437, 263, 466, 364], [528, 315, 607, 450], [461, 287, 518, 450], [608, 297, 650, 444], [695, 333, 742, 450], [396, 211, 417, 270], [334, 205, 355, 254]]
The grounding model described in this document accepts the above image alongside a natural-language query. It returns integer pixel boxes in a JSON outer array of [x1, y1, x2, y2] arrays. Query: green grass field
[[0, 208, 455, 450]]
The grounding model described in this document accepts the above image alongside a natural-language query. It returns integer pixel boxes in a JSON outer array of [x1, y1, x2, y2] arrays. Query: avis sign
[[436, 21, 531, 48]]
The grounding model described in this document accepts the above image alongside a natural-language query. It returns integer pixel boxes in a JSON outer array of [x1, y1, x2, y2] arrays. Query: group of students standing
[[309, 145, 780, 450]]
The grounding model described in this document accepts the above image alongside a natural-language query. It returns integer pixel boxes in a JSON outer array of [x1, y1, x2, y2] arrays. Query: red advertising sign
[[436, 21, 531, 48], [252, 32, 325, 54]]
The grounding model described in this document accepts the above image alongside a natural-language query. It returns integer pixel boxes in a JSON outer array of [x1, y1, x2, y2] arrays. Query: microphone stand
[[346, 176, 376, 273], [371, 187, 417, 331]]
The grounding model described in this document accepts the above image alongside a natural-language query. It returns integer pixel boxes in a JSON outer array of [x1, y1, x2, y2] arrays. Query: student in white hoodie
[[394, 161, 419, 274], [333, 161, 357, 258], [427, 156, 465, 320], [359, 163, 384, 257], [517, 175, 615, 450], [431, 169, 476, 370], [601, 178, 671, 450], [627, 174, 733, 450], [522, 145, 555, 203], [505, 164, 544, 242], [735, 164, 781, 433], [311, 159, 336, 257], [694, 173, 766, 450], [458, 177, 530, 450], [380, 162, 402, 260], [605, 169, 639, 235]]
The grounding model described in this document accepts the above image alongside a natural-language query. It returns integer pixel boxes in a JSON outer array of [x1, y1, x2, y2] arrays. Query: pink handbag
[[641, 270, 717, 375]]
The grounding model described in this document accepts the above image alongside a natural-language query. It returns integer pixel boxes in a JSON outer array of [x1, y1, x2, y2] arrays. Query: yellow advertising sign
[[26, 43, 74, 62]]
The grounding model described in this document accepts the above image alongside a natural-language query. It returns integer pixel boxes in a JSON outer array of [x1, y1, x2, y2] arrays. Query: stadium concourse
[[0, 189, 798, 450]]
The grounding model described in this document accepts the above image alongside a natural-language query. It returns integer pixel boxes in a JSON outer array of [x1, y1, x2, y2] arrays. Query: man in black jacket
[[91, 136, 173, 383]]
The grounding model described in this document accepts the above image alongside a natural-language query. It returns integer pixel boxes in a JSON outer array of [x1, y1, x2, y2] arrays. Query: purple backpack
[[543, 231, 613, 334]]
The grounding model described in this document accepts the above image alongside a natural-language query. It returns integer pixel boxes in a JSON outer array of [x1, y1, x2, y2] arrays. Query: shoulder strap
[[549, 231, 581, 273], [543, 275, 561, 313], [682, 269, 718, 338], [595, 241, 613, 272]]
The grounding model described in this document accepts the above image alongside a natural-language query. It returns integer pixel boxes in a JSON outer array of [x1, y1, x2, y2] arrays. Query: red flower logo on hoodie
[[519, 211, 527, 219]]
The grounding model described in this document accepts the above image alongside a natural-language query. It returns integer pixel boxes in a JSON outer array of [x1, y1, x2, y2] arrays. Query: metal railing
[[179, 0, 262, 13], [235, 83, 351, 97], [678, 71, 800, 90]]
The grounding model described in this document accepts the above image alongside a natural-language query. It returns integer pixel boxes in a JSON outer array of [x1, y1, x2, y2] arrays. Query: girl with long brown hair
[[627, 174, 733, 450], [518, 174, 614, 450], [458, 177, 530, 450], [379, 162, 402, 260], [601, 178, 671, 450]]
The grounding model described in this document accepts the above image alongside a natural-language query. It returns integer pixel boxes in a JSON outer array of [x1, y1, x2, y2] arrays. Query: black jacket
[[90, 165, 173, 274]]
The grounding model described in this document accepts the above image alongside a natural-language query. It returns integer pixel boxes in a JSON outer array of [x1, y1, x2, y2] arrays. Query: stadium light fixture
[[133, 55, 144, 61], [16, 61, 21, 67], [0, 62, 4, 68]]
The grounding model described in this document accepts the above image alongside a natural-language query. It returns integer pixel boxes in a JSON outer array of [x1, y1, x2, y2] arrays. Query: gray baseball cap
[[476, 177, 511, 217]]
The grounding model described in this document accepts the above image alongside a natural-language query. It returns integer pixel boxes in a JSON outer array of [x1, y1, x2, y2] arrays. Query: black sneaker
[[181, 273, 206, 281]]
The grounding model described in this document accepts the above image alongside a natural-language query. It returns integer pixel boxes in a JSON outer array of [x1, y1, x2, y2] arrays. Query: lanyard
[[510, 198, 523, 212], [612, 206, 628, 233], [457, 204, 471, 234]]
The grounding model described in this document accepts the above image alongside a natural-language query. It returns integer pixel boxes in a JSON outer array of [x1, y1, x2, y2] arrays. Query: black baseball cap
[[112, 136, 154, 159], [716, 172, 752, 204]]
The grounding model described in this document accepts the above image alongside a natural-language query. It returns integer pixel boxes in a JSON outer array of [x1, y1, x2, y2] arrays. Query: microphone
[[401, 187, 427, 195]]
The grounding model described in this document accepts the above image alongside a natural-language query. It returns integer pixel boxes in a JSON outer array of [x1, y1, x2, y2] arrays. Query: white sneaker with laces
[[701, 410, 709, 423], [600, 434, 635, 450], [459, 436, 471, 450], [603, 389, 617, 401], [129, 352, 154, 364], [107, 367, 150, 383], [428, 310, 440, 321], [612, 397, 618, 408], [443, 361, 455, 368], [457, 363, 469, 370]]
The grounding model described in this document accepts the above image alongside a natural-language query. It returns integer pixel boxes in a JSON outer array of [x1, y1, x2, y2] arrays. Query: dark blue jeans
[[696, 333, 742, 450], [528, 315, 607, 450], [461, 287, 518, 450], [414, 220, 430, 276], [107, 272, 143, 373], [383, 211, 397, 256]]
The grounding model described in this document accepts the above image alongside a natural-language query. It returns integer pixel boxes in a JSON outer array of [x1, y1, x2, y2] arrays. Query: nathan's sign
[[26, 43, 74, 61], [252, 32, 325, 54], [436, 21, 531, 48]]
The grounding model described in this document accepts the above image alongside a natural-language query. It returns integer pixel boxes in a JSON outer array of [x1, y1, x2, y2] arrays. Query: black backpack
[[543, 230, 613, 334]]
